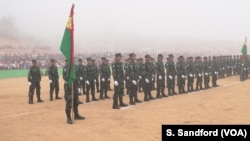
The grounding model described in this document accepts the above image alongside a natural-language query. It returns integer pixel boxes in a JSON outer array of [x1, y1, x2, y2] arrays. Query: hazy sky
[[0, 0, 249, 53]]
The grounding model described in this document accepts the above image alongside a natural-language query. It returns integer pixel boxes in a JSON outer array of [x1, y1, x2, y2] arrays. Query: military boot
[[119, 97, 128, 107], [92, 93, 99, 101], [112, 98, 120, 109], [29, 93, 34, 104], [37, 94, 44, 102], [129, 96, 136, 105], [86, 93, 90, 103], [50, 91, 53, 101], [99, 92, 104, 100], [156, 93, 162, 99], [73, 106, 85, 120], [55, 92, 61, 100], [66, 110, 73, 124], [144, 93, 149, 101]]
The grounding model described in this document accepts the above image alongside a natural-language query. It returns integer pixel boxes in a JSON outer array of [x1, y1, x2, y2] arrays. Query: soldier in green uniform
[[127, 53, 142, 105], [176, 56, 186, 94], [63, 60, 85, 124], [151, 57, 156, 90], [203, 57, 210, 89], [106, 59, 113, 91], [137, 58, 144, 93], [28, 59, 44, 104], [99, 57, 111, 100], [76, 58, 86, 95], [211, 56, 219, 87], [155, 54, 167, 98], [124, 58, 130, 95], [165, 54, 177, 96], [47, 59, 61, 101], [92, 59, 100, 93], [112, 53, 128, 109], [186, 57, 195, 92], [142, 54, 156, 101], [195, 56, 203, 90], [85, 58, 99, 102]]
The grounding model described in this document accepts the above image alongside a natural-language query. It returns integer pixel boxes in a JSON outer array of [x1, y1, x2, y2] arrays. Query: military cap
[[101, 57, 106, 60], [203, 56, 207, 59], [50, 59, 55, 62], [179, 56, 184, 58], [129, 53, 136, 57], [158, 54, 163, 57], [169, 54, 173, 57], [32, 59, 36, 63], [92, 59, 95, 62], [86, 57, 92, 61], [115, 53, 122, 57], [78, 58, 82, 62], [145, 54, 151, 58]]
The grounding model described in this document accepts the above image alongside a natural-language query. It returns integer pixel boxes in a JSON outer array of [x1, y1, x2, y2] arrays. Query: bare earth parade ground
[[0, 75, 250, 141]]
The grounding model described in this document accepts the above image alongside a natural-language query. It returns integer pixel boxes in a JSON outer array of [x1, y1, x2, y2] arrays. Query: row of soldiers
[[27, 53, 249, 124]]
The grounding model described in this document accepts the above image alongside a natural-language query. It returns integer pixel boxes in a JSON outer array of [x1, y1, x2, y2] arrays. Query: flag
[[60, 4, 76, 84], [241, 37, 247, 62]]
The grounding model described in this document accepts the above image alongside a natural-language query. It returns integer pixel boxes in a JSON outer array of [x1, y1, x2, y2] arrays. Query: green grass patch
[[0, 68, 63, 79]]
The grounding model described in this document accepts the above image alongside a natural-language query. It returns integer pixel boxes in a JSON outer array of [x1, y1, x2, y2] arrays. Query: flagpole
[[71, 82, 74, 121]]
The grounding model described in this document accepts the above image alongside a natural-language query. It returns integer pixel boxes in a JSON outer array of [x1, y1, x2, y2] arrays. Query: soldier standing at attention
[[151, 57, 156, 90], [165, 54, 177, 96], [112, 53, 128, 109], [137, 58, 144, 93], [176, 56, 186, 94], [124, 58, 130, 95], [99, 57, 111, 100], [155, 54, 167, 98], [28, 59, 44, 104], [195, 56, 203, 90], [203, 57, 210, 89], [63, 60, 85, 124], [211, 56, 219, 87], [92, 59, 100, 93], [142, 54, 156, 101], [106, 59, 113, 91], [47, 59, 61, 101], [186, 57, 195, 92], [127, 53, 142, 105], [85, 58, 99, 102], [76, 58, 86, 95]]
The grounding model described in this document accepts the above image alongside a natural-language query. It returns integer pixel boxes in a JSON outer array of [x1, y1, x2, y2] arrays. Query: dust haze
[[0, 0, 249, 55]]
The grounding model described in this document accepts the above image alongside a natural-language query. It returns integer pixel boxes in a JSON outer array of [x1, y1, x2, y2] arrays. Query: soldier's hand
[[145, 79, 149, 83], [139, 75, 142, 79], [198, 73, 201, 77], [28, 82, 31, 86], [189, 74, 193, 77], [80, 77, 83, 80], [132, 80, 137, 85], [114, 80, 119, 86], [158, 75, 162, 80], [94, 79, 96, 83], [102, 78, 105, 82], [205, 73, 208, 76], [86, 80, 90, 85], [168, 75, 173, 79], [49, 80, 52, 83], [127, 76, 129, 80], [181, 75, 185, 79]]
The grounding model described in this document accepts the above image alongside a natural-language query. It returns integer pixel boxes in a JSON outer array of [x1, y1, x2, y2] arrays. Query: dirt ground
[[0, 75, 249, 141]]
